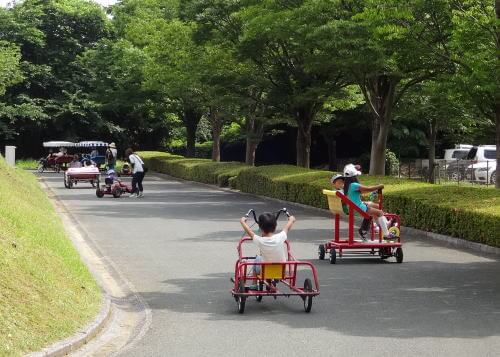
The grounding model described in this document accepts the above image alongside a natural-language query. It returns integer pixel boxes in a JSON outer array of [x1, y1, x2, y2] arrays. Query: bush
[[139, 151, 500, 247]]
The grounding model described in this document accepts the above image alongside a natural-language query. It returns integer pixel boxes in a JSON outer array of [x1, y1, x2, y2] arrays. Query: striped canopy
[[76, 141, 109, 147]]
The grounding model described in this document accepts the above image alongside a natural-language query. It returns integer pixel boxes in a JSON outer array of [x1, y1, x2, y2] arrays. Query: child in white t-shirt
[[240, 212, 296, 272]]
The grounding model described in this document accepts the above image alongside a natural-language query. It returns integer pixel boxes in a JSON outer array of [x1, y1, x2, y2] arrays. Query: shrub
[[139, 151, 500, 247]]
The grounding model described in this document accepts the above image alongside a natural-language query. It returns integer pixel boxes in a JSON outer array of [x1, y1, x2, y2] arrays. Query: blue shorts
[[359, 203, 368, 212]]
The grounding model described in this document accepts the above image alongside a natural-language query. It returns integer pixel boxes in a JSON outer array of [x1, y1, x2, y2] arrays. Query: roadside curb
[[27, 296, 111, 357], [33, 176, 152, 356], [152, 171, 500, 256]]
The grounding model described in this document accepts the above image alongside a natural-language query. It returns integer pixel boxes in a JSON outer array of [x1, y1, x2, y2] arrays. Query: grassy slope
[[0, 157, 101, 356]]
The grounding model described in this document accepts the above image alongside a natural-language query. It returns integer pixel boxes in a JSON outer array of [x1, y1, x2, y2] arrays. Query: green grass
[[0, 157, 101, 356], [139, 151, 500, 247], [15, 159, 39, 170]]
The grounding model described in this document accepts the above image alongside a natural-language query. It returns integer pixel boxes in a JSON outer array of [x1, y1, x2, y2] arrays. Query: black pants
[[132, 171, 145, 193]]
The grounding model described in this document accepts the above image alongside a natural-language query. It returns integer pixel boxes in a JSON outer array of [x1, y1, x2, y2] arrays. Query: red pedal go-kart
[[96, 178, 133, 198], [231, 208, 320, 314], [319, 189, 403, 264]]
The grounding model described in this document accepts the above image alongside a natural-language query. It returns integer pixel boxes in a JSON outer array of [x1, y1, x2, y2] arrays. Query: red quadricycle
[[231, 209, 320, 314], [319, 189, 403, 264]]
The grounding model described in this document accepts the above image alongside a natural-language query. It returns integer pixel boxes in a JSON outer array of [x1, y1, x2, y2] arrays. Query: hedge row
[[139, 151, 500, 247]]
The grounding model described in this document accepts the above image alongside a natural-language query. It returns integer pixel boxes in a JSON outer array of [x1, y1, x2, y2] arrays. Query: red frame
[[324, 190, 402, 257], [232, 238, 320, 298]]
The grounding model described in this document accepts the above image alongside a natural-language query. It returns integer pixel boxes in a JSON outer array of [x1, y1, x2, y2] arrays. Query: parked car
[[468, 160, 496, 185], [447, 145, 496, 181], [443, 145, 472, 161]]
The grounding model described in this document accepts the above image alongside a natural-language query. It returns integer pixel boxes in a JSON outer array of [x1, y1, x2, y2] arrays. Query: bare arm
[[282, 216, 296, 234], [358, 184, 384, 193], [240, 217, 255, 238]]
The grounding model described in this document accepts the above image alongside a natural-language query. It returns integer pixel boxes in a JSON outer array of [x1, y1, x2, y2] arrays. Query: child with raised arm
[[343, 164, 396, 242], [240, 212, 296, 267]]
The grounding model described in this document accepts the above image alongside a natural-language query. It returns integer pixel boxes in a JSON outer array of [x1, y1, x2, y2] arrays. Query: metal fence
[[396, 159, 497, 186]]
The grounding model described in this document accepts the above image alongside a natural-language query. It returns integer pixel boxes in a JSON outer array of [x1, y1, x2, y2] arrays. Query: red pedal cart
[[231, 209, 320, 314], [64, 166, 100, 189], [319, 189, 403, 264]]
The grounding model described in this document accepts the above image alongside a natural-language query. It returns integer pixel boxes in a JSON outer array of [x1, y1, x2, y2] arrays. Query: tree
[[448, 0, 500, 188], [0, 0, 110, 154]]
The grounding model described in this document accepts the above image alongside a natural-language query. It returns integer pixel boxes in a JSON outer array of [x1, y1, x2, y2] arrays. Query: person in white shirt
[[240, 212, 297, 275], [125, 148, 146, 198]]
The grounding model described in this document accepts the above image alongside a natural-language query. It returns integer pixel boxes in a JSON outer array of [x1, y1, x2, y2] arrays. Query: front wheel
[[303, 278, 313, 313], [37, 164, 44, 173], [395, 247, 404, 263], [318, 244, 325, 260], [96, 189, 104, 198], [64, 176, 69, 189]]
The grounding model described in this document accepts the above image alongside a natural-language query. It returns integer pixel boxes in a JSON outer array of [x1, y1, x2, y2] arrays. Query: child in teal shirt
[[343, 164, 396, 241]]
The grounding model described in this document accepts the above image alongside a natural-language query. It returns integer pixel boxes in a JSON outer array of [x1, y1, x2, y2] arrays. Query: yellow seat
[[258, 263, 285, 280], [323, 189, 346, 215]]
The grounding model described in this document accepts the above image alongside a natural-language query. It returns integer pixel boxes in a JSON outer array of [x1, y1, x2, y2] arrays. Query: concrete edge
[[27, 296, 111, 357], [151, 171, 500, 256]]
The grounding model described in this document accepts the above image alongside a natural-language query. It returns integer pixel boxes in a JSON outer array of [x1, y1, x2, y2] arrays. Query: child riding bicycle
[[240, 211, 296, 275]]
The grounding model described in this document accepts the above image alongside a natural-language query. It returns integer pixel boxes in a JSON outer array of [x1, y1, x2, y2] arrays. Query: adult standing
[[125, 148, 147, 198], [106, 142, 118, 170]]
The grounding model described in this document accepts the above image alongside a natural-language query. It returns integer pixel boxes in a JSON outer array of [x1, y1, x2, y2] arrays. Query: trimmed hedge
[[139, 151, 500, 248]]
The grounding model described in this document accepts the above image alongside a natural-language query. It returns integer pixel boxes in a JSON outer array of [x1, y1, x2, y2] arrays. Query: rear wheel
[[318, 244, 325, 260], [64, 176, 69, 189], [237, 280, 246, 314], [329, 248, 336, 264], [112, 187, 122, 198], [395, 247, 404, 263], [96, 189, 104, 198], [303, 278, 313, 313]]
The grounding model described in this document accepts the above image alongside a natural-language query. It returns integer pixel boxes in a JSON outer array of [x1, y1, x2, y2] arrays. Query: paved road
[[41, 173, 500, 356]]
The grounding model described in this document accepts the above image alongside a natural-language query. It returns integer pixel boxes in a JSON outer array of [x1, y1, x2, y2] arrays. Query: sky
[[0, 0, 118, 7]]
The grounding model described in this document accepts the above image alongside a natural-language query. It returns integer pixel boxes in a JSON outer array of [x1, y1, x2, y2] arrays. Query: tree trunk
[[362, 75, 399, 175], [428, 119, 437, 184], [183, 109, 201, 158], [209, 108, 224, 162], [245, 115, 264, 166], [295, 106, 315, 168], [327, 139, 337, 171]]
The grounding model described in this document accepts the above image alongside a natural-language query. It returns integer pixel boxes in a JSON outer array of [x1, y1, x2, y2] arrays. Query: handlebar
[[244, 208, 291, 222]]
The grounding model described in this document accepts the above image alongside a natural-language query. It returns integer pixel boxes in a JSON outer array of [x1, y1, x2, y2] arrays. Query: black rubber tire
[[256, 281, 264, 302], [64, 176, 69, 189], [96, 189, 105, 198], [329, 248, 336, 264], [395, 247, 404, 263], [318, 244, 325, 260], [237, 280, 246, 314], [112, 187, 123, 198], [67, 179, 73, 189], [303, 278, 313, 313]]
